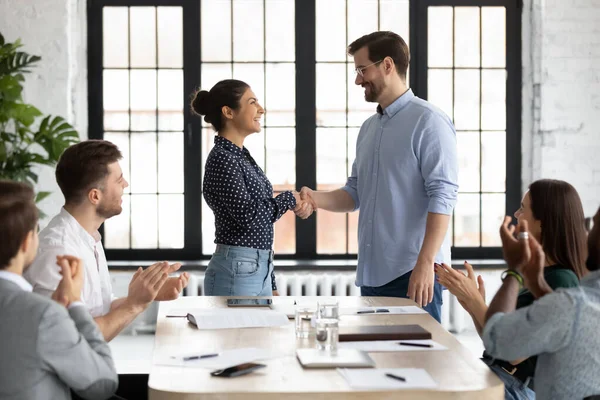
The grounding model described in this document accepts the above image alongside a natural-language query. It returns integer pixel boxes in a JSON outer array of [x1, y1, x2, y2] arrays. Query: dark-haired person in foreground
[[25, 140, 189, 341], [481, 208, 600, 400], [0, 180, 118, 400], [191, 79, 311, 296], [436, 179, 587, 399]]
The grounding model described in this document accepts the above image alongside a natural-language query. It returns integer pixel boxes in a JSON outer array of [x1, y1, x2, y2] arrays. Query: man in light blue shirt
[[299, 32, 458, 322]]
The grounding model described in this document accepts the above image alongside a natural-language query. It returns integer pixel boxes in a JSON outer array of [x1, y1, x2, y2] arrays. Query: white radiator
[[110, 269, 504, 334]]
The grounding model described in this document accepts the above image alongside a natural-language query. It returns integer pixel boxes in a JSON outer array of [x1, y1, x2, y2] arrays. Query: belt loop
[[223, 245, 230, 259]]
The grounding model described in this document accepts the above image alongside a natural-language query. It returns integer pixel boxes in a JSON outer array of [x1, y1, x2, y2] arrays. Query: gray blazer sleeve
[[37, 303, 118, 400]]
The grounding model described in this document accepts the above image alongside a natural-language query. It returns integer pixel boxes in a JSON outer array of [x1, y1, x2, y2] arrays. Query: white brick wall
[[0, 0, 87, 226], [523, 0, 600, 217]]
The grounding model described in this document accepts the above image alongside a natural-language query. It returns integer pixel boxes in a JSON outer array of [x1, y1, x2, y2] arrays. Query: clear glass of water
[[315, 301, 339, 353], [295, 307, 314, 338]]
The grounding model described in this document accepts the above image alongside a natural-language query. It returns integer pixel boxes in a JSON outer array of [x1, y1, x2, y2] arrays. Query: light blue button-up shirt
[[342, 89, 458, 287]]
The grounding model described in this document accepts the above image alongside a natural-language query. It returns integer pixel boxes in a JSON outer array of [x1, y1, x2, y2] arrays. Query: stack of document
[[338, 368, 438, 390]]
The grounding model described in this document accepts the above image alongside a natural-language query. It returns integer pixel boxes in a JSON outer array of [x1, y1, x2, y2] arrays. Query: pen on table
[[398, 342, 433, 348], [166, 315, 187, 318], [357, 310, 375, 314], [385, 373, 406, 382], [182, 353, 219, 361]]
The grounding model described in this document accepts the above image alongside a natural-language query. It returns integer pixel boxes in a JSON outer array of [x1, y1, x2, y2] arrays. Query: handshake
[[292, 187, 316, 220]]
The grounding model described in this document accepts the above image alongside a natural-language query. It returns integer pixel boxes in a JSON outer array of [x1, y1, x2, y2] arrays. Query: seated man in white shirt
[[25, 139, 189, 341]]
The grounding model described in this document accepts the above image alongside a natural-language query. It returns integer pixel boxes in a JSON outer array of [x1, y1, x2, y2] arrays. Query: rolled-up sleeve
[[483, 291, 577, 361], [417, 113, 458, 215], [341, 158, 360, 211]]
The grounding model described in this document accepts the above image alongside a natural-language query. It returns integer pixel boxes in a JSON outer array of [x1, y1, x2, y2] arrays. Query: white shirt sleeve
[[24, 246, 68, 298]]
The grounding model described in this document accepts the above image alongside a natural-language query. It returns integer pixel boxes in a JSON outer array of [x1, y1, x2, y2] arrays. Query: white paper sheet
[[339, 339, 447, 352], [338, 368, 438, 390], [156, 347, 278, 369], [187, 309, 289, 329]]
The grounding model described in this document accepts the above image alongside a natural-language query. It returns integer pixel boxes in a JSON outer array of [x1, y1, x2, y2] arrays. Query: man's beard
[[363, 82, 380, 102], [97, 201, 122, 219]]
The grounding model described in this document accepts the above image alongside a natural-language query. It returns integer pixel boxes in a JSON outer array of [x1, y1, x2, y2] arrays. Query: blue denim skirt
[[204, 244, 274, 296]]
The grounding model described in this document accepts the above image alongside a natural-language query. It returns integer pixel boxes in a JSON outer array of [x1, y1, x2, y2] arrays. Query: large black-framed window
[[88, 0, 521, 262]]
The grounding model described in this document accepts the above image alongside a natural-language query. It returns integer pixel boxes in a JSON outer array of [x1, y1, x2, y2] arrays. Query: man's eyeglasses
[[355, 60, 383, 77]]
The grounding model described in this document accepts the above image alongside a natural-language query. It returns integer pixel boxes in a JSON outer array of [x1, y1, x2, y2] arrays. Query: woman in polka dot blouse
[[191, 79, 312, 296]]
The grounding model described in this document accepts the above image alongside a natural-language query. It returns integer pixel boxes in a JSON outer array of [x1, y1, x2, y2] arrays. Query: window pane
[[103, 132, 131, 194], [348, 211, 359, 254], [158, 194, 184, 248], [482, 7, 506, 68], [318, 211, 347, 254], [428, 7, 453, 68], [244, 131, 265, 171], [130, 7, 156, 68], [317, 64, 346, 127], [481, 131, 506, 192], [454, 69, 480, 130], [266, 128, 295, 186], [201, 0, 231, 61], [347, 127, 359, 177], [317, 128, 347, 188], [157, 7, 183, 68], [130, 69, 156, 131], [202, 198, 216, 255], [316, 0, 346, 61], [454, 193, 480, 246], [427, 69, 453, 120], [233, 0, 264, 61], [131, 195, 158, 248], [233, 64, 265, 107], [380, 0, 410, 44], [201, 128, 216, 174], [274, 209, 295, 254], [347, 64, 374, 127], [158, 132, 184, 193], [347, 0, 378, 62], [454, 7, 480, 68], [201, 63, 233, 93], [130, 132, 157, 194], [103, 7, 128, 68], [457, 132, 480, 193], [482, 194, 504, 246], [103, 70, 129, 131], [104, 194, 130, 248], [266, 0, 294, 62], [158, 70, 183, 130], [481, 69, 506, 131], [265, 64, 295, 126]]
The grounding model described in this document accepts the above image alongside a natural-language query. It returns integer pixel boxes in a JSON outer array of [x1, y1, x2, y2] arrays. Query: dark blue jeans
[[360, 270, 443, 323]]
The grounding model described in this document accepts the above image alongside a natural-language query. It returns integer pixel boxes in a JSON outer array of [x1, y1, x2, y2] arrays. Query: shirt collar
[[376, 88, 415, 117], [0, 270, 33, 292], [59, 208, 101, 248], [214, 135, 246, 157]]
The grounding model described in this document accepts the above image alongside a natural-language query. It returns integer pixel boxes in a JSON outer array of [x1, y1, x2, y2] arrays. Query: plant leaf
[[35, 191, 52, 203]]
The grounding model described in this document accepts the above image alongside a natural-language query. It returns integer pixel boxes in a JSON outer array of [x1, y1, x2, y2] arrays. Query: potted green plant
[[0, 32, 79, 208]]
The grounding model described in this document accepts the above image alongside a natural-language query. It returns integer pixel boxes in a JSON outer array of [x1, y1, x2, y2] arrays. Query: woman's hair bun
[[191, 89, 212, 116]]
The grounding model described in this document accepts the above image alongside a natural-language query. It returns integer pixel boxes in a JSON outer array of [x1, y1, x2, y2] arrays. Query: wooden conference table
[[148, 296, 503, 399]]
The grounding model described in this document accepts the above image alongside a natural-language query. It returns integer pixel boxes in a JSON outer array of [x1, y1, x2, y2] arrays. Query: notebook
[[296, 348, 375, 369], [338, 325, 431, 342]]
